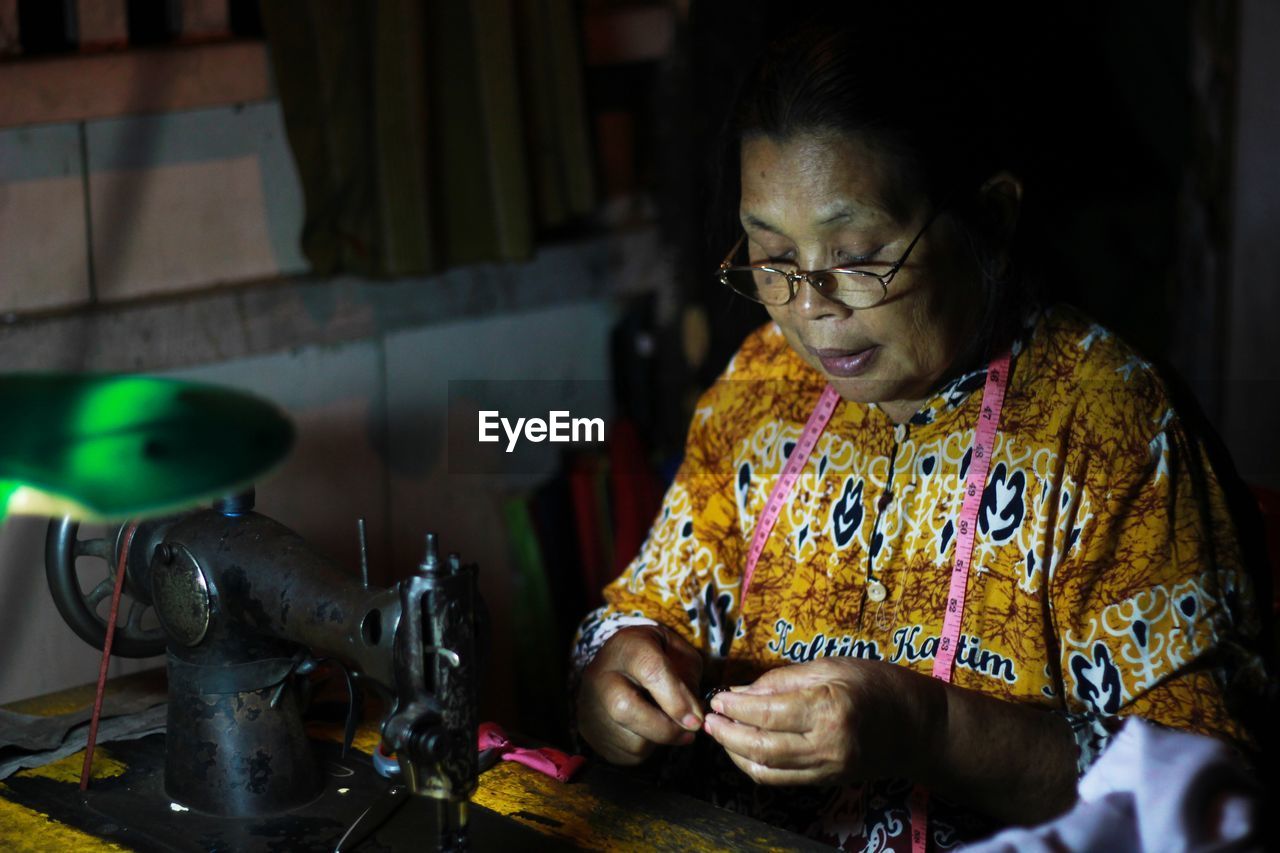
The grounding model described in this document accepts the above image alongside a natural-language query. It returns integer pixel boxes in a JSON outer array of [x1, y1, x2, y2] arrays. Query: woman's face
[[739, 132, 985, 421]]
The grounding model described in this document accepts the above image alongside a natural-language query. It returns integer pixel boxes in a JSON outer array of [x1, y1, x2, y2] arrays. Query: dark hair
[[719, 5, 1034, 353]]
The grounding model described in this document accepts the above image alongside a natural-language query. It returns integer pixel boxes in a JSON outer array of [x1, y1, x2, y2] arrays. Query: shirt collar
[[891, 309, 1040, 430]]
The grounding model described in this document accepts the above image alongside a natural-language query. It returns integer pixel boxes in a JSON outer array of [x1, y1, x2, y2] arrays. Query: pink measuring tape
[[739, 384, 841, 601], [737, 352, 1012, 853]]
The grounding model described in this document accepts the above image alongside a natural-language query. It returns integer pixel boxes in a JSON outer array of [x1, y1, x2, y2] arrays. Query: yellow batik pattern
[[571, 305, 1265, 849]]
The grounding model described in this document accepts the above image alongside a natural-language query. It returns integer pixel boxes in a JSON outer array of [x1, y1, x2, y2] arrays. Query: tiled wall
[[0, 100, 305, 315], [0, 98, 639, 711], [0, 123, 90, 313], [0, 99, 310, 701]]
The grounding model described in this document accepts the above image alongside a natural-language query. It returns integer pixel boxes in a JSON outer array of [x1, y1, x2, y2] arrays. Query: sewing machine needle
[[334, 784, 409, 853]]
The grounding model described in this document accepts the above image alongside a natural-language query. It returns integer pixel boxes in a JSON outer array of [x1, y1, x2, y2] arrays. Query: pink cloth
[[477, 721, 586, 782]]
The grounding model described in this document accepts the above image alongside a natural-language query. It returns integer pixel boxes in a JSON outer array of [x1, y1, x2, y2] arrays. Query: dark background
[[637, 1, 1194, 396]]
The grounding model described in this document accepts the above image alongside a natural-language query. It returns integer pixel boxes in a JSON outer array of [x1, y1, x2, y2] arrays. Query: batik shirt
[[571, 306, 1265, 851]]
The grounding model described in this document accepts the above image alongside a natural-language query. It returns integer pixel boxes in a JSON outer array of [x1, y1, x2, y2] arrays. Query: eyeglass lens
[[722, 267, 885, 308]]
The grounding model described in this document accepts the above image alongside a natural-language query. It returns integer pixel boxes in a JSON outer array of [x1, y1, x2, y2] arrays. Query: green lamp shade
[[0, 373, 294, 521]]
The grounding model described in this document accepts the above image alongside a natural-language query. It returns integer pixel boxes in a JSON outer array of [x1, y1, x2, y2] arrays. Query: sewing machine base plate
[[2, 733, 562, 852]]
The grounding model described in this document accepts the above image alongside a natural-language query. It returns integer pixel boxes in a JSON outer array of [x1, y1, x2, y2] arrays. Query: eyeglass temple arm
[[720, 234, 747, 269]]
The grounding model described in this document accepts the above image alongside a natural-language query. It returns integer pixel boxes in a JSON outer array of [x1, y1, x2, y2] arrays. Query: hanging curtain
[[261, 0, 596, 277]]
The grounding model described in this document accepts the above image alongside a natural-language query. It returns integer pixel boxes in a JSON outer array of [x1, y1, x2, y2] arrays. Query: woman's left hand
[[702, 658, 945, 786]]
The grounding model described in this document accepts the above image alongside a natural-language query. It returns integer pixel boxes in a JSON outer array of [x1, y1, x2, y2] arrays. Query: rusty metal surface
[[0, 734, 565, 852], [13, 488, 837, 852], [1, 686, 831, 853], [2, 732, 832, 852], [149, 543, 210, 647], [164, 659, 321, 817]]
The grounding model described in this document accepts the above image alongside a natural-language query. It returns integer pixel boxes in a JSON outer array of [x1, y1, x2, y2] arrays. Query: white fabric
[[965, 719, 1260, 852], [570, 612, 660, 673]]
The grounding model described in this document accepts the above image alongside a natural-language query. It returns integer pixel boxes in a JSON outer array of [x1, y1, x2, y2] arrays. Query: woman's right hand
[[576, 624, 706, 765]]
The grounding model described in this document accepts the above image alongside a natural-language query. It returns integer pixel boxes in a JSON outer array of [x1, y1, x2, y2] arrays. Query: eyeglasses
[[716, 207, 944, 310]]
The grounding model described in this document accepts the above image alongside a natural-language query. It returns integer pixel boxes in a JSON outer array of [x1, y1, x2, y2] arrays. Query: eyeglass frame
[[716, 204, 947, 310]]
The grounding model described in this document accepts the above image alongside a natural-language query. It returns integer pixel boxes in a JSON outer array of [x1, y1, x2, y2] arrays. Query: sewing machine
[[1, 374, 827, 851], [42, 491, 482, 851]]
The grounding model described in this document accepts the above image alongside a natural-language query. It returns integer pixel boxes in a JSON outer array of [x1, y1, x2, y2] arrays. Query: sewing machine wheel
[[45, 516, 167, 658]]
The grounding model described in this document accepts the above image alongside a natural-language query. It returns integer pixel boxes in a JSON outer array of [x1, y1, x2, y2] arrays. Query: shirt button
[[877, 491, 893, 511], [894, 424, 907, 443], [867, 580, 888, 602]]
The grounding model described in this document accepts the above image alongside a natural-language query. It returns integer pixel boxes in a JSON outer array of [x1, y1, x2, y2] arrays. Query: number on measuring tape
[[739, 386, 841, 604], [913, 350, 1010, 853], [736, 358, 1011, 853]]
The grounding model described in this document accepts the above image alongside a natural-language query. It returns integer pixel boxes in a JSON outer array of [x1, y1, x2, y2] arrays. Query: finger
[[598, 671, 696, 746], [710, 689, 810, 733], [702, 712, 815, 770], [661, 628, 706, 687], [578, 674, 694, 766], [625, 632, 704, 730], [578, 684, 656, 765], [578, 712, 653, 766], [731, 664, 824, 694]]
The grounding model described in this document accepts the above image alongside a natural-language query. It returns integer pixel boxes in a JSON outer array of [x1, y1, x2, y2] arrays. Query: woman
[[572, 12, 1265, 850]]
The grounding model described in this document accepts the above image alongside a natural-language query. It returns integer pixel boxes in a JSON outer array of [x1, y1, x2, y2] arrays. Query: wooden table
[[0, 671, 829, 852]]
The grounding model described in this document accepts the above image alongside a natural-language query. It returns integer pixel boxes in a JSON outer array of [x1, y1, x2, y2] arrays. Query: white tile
[[0, 176, 92, 314], [85, 103, 307, 301], [90, 156, 278, 300], [0, 124, 91, 315]]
